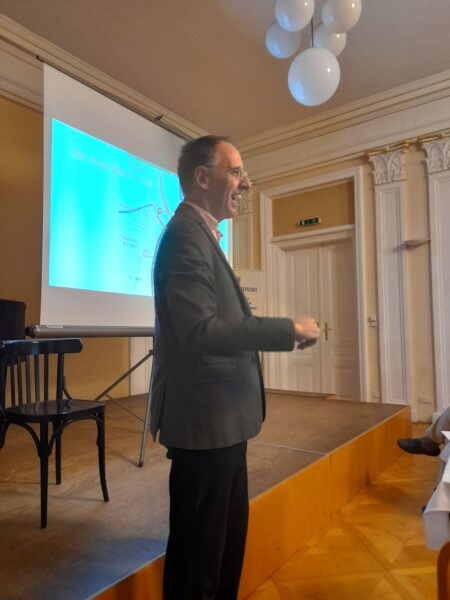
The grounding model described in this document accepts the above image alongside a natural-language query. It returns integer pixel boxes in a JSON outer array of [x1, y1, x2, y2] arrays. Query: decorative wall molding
[[232, 188, 254, 268], [370, 154, 411, 406], [368, 148, 408, 185], [422, 137, 450, 174], [420, 161, 450, 412], [0, 15, 206, 140], [233, 213, 253, 270], [421, 135, 450, 412], [269, 225, 354, 248], [239, 69, 450, 158], [237, 189, 253, 216], [244, 93, 450, 182]]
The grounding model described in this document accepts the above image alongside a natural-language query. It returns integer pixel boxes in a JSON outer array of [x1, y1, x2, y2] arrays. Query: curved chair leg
[[96, 409, 109, 502], [39, 422, 49, 528]]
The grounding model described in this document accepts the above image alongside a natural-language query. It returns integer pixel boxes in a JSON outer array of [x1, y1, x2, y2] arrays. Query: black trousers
[[163, 441, 249, 600]]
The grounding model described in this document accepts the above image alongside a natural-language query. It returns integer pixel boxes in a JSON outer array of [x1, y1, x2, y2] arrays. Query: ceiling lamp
[[321, 0, 362, 33], [275, 0, 315, 32], [313, 23, 346, 56], [265, 21, 302, 59], [265, 0, 363, 106], [288, 47, 340, 106]]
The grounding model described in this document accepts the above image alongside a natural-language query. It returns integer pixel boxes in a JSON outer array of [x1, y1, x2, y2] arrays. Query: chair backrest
[[0, 338, 83, 409], [438, 540, 450, 600]]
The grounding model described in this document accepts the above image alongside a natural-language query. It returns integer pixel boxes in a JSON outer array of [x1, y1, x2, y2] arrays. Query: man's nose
[[239, 174, 251, 191]]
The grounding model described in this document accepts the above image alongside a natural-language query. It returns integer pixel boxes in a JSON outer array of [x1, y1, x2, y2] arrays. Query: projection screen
[[41, 65, 229, 329]]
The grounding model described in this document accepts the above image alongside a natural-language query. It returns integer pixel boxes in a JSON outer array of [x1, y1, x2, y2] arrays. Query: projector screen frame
[[38, 56, 193, 142], [26, 324, 155, 338]]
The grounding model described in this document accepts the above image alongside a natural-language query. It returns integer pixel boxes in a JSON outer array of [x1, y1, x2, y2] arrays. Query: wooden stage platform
[[0, 391, 411, 600]]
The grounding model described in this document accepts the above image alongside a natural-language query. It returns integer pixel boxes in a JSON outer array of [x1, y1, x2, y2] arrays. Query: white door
[[283, 238, 358, 400]]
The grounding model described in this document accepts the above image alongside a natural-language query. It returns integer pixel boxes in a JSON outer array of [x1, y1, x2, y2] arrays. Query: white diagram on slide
[[117, 175, 174, 293]]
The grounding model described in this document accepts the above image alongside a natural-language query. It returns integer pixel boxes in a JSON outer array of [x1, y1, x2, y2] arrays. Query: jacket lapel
[[174, 203, 252, 316]]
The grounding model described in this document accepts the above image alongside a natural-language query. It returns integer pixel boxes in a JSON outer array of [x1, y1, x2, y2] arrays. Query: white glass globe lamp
[[321, 0, 362, 33], [265, 22, 302, 59], [288, 47, 340, 106], [275, 0, 315, 32], [313, 23, 346, 56]]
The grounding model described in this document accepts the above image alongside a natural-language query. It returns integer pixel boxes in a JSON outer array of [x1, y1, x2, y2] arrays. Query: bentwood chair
[[0, 338, 109, 528]]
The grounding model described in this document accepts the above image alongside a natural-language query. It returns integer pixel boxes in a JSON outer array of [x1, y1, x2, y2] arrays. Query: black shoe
[[397, 438, 440, 457]]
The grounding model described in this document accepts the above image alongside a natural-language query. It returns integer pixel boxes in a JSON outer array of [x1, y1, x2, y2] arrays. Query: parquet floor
[[246, 426, 441, 600]]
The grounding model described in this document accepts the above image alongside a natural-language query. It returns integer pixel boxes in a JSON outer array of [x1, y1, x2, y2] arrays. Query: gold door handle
[[323, 322, 332, 341]]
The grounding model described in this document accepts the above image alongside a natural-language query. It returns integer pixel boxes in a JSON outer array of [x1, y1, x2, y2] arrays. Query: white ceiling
[[1, 0, 449, 141]]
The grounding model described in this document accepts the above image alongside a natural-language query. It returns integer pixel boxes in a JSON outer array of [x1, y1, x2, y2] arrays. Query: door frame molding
[[260, 166, 369, 401]]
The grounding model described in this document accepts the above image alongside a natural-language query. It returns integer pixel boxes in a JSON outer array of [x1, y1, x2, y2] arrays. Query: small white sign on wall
[[234, 269, 266, 316]]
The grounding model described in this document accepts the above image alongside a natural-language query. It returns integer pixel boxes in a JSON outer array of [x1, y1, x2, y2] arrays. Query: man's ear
[[194, 166, 210, 190]]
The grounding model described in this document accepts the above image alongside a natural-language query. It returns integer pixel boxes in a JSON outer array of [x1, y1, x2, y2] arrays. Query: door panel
[[284, 247, 321, 392], [320, 241, 358, 400], [284, 238, 358, 400]]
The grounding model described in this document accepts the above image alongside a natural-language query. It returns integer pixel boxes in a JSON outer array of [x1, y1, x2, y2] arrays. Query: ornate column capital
[[368, 147, 408, 185], [421, 137, 450, 174], [237, 189, 253, 216]]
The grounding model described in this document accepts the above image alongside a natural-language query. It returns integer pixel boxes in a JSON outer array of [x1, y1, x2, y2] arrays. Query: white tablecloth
[[423, 433, 450, 549]]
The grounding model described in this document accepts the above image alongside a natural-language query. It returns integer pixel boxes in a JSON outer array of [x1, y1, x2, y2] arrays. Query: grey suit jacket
[[150, 202, 295, 450]]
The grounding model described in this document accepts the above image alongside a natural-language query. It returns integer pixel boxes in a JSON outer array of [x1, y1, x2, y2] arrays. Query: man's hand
[[294, 317, 320, 350]]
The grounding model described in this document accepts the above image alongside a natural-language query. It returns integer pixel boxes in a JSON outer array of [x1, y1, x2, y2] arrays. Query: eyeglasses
[[205, 165, 250, 181]]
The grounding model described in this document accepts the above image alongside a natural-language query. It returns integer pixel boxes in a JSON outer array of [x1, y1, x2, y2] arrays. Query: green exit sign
[[297, 217, 322, 227]]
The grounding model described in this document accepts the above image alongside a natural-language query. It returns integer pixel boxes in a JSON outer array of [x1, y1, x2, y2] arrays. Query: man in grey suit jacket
[[151, 135, 319, 600]]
